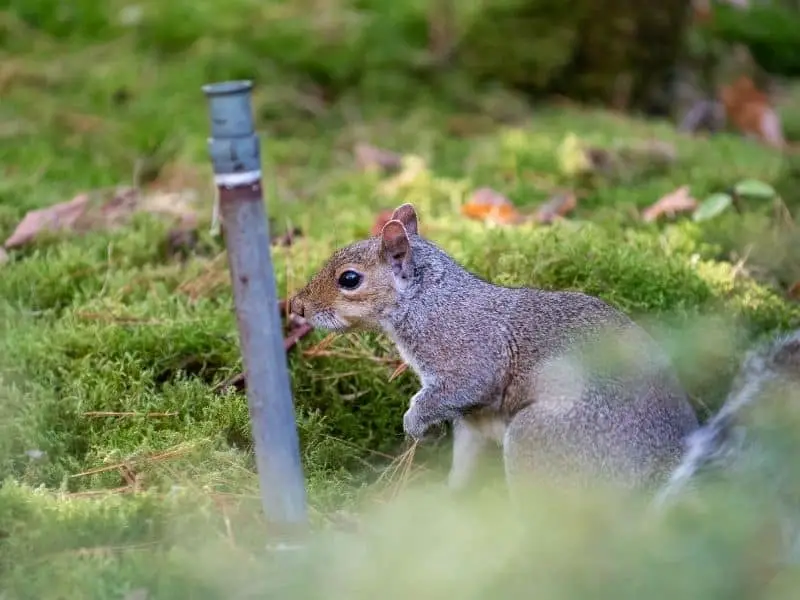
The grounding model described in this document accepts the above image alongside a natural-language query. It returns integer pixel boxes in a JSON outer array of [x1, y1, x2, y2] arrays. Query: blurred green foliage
[[709, 1, 800, 77]]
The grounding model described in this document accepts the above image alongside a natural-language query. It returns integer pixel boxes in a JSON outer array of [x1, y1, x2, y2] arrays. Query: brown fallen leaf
[[4, 187, 197, 250], [535, 192, 577, 224], [461, 187, 523, 225], [641, 185, 698, 223], [788, 281, 800, 301], [720, 76, 786, 149], [371, 209, 395, 236], [4, 193, 91, 249], [354, 143, 403, 174]]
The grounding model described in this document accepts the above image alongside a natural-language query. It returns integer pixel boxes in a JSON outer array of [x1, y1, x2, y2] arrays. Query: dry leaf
[[461, 187, 522, 225], [641, 185, 698, 222], [789, 281, 800, 301], [354, 143, 403, 173], [4, 193, 91, 249], [720, 76, 786, 149], [4, 187, 198, 250], [535, 192, 577, 224], [371, 209, 395, 236]]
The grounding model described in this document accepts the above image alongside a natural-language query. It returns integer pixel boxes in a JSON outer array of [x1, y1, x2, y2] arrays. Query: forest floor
[[2, 2, 800, 598]]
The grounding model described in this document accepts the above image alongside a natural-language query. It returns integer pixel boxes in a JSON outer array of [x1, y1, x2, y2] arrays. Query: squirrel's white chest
[[384, 327, 431, 384]]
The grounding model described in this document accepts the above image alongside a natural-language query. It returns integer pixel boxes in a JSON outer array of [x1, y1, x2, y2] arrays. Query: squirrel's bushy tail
[[654, 328, 800, 508]]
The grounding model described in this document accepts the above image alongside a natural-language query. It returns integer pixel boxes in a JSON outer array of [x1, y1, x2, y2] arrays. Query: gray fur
[[385, 235, 699, 491]]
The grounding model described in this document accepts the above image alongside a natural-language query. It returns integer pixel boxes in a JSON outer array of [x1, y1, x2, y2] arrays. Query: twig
[[284, 321, 313, 351], [304, 332, 337, 356], [373, 441, 419, 502], [70, 443, 197, 479], [300, 349, 398, 364], [388, 362, 409, 381]]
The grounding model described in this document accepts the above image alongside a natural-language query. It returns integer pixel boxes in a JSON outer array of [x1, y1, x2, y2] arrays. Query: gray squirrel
[[289, 202, 800, 498]]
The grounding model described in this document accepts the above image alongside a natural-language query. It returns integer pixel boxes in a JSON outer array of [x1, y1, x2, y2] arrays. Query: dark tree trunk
[[458, 0, 693, 114]]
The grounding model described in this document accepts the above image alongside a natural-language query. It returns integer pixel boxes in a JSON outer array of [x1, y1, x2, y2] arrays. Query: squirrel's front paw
[[402, 406, 429, 441]]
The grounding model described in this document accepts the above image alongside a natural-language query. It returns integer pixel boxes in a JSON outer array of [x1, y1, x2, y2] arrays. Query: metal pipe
[[202, 80, 308, 540]]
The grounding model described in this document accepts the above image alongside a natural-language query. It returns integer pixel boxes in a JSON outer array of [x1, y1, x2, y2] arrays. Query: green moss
[[3, 0, 800, 594]]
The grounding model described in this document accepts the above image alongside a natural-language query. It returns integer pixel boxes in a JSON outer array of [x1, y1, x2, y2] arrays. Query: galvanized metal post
[[202, 80, 308, 540]]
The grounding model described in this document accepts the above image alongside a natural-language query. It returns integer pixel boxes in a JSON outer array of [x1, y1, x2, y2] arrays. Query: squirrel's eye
[[337, 270, 362, 290]]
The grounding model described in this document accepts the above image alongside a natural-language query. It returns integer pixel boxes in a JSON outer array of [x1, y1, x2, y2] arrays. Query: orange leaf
[[719, 76, 786, 149], [641, 185, 698, 223], [461, 187, 522, 225]]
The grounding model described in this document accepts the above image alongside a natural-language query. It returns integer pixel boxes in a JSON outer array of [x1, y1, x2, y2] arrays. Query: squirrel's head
[[288, 203, 419, 332]]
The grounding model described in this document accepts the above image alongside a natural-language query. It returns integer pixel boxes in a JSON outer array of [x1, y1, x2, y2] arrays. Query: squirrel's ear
[[390, 203, 418, 236], [380, 219, 413, 280]]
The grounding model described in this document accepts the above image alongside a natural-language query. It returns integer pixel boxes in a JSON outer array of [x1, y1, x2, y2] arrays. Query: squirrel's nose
[[289, 295, 304, 318]]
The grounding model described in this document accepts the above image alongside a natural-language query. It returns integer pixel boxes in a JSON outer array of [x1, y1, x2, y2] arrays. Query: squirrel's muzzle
[[288, 294, 305, 319]]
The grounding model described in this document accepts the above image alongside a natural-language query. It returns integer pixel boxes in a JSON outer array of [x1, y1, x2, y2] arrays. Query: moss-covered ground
[[2, 1, 800, 598]]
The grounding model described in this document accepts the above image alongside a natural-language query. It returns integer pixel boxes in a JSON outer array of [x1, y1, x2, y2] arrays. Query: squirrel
[[289, 202, 703, 493]]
